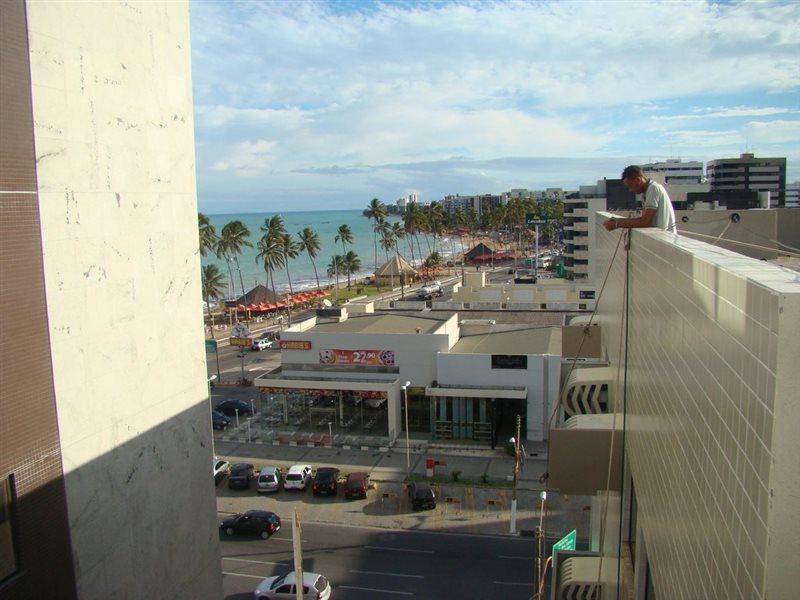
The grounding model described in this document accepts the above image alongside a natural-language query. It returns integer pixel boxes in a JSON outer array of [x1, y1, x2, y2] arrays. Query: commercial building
[[641, 159, 703, 184], [785, 181, 799, 208], [545, 211, 800, 599], [707, 153, 787, 207], [1, 2, 221, 599]]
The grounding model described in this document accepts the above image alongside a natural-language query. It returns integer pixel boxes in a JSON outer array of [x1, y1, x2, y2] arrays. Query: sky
[[190, 0, 800, 214]]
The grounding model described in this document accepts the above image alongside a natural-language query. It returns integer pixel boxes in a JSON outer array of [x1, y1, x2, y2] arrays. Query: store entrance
[[492, 398, 526, 448], [433, 397, 493, 444]]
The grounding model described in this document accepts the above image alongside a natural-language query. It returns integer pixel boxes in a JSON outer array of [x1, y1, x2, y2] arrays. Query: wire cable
[[678, 229, 800, 258]]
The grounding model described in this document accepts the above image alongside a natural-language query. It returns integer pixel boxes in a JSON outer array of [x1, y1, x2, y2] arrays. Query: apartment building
[[641, 159, 703, 184], [707, 153, 787, 207], [785, 181, 799, 208], [546, 213, 799, 599], [0, 2, 221, 598]]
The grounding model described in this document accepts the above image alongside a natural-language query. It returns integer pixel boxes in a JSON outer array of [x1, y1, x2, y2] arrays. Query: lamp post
[[510, 414, 523, 534], [208, 375, 218, 457], [534, 490, 547, 596], [401, 381, 411, 471]]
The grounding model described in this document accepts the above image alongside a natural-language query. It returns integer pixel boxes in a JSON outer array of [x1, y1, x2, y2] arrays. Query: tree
[[279, 233, 300, 324], [255, 235, 284, 307], [298, 227, 322, 290], [391, 222, 407, 299], [198, 213, 218, 257], [335, 223, 353, 256], [216, 220, 253, 302], [326, 255, 345, 299], [201, 264, 226, 337], [363, 198, 386, 278], [342, 250, 361, 289]]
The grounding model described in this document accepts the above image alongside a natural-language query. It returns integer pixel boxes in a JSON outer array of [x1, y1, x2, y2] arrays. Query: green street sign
[[526, 213, 547, 226], [205, 339, 218, 352], [552, 529, 577, 556]]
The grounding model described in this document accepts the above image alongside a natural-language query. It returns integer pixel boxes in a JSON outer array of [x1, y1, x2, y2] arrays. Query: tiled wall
[[593, 217, 800, 599]]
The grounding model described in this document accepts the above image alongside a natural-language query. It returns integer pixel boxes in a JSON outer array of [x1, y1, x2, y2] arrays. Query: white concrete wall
[[26, 2, 221, 598], [436, 352, 560, 441], [594, 213, 800, 599]]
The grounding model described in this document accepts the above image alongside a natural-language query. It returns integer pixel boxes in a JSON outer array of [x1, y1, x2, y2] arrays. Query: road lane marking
[[351, 569, 424, 579], [222, 571, 267, 579], [493, 581, 532, 586], [339, 585, 413, 596], [222, 557, 287, 566], [364, 545, 434, 554], [271, 537, 309, 543], [498, 555, 531, 560]]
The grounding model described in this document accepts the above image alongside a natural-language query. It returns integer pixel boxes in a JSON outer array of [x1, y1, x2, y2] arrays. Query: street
[[221, 519, 542, 599]]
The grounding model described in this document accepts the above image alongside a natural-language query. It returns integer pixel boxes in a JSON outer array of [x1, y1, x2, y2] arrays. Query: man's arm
[[603, 208, 656, 231]]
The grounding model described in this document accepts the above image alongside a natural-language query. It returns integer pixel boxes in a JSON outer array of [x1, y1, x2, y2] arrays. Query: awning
[[425, 385, 527, 399]]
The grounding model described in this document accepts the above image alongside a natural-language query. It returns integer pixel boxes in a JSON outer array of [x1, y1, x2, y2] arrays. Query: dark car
[[312, 467, 340, 496], [214, 398, 254, 417], [212, 410, 231, 430], [344, 472, 370, 499], [220, 510, 281, 539], [408, 482, 436, 510], [228, 463, 255, 490]]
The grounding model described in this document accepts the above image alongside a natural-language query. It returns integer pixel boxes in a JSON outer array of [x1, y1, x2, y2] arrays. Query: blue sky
[[190, 0, 800, 214]]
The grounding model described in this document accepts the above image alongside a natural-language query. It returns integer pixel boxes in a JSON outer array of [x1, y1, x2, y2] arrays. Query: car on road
[[344, 472, 370, 499], [251, 338, 274, 351], [228, 463, 255, 490], [408, 481, 436, 510], [254, 571, 331, 600], [256, 466, 282, 493], [312, 467, 340, 496], [213, 459, 230, 485], [283, 464, 313, 491], [416, 280, 443, 300], [220, 510, 281, 540], [212, 410, 231, 430], [215, 398, 254, 417]]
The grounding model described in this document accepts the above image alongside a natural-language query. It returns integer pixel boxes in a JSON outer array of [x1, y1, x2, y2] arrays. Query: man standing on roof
[[603, 165, 676, 232]]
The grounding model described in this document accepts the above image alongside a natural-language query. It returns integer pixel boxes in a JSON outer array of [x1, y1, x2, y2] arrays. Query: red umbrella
[[236, 304, 247, 311], [258, 303, 269, 311]]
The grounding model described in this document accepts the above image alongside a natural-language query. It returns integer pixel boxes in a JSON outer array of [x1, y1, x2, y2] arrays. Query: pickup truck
[[416, 281, 443, 300]]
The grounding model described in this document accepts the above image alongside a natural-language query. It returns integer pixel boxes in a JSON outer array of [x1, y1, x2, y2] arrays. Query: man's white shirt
[[642, 180, 676, 231]]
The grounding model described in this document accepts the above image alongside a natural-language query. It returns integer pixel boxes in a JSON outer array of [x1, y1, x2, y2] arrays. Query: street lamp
[[208, 375, 218, 457], [534, 490, 547, 596], [401, 381, 411, 471], [509, 414, 523, 534]]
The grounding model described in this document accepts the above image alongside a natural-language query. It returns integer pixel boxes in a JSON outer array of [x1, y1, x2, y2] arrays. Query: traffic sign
[[205, 339, 217, 352], [526, 213, 547, 226], [552, 529, 576, 556]]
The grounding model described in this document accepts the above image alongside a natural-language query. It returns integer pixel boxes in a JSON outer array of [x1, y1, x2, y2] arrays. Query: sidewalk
[[214, 440, 590, 539]]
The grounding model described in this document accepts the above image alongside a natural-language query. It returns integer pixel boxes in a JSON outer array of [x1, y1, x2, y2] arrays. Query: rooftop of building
[[451, 326, 561, 355], [310, 312, 451, 335]]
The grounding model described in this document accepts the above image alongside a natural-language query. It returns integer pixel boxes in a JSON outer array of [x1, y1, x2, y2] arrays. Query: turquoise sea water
[[202, 209, 463, 297]]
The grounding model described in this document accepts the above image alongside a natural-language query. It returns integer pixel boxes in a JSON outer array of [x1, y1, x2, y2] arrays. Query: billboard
[[279, 340, 312, 350], [319, 349, 395, 366]]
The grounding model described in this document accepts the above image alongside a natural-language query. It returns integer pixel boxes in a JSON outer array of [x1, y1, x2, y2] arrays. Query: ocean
[[201, 209, 464, 298]]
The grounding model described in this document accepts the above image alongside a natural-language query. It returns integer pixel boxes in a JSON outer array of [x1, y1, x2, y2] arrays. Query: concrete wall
[[594, 213, 800, 599], [26, 2, 221, 598], [436, 352, 560, 441], [452, 281, 597, 311]]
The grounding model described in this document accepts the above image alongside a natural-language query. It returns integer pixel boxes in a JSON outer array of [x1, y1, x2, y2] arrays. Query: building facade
[[707, 153, 787, 207], [1, 2, 222, 598], [785, 181, 799, 208]]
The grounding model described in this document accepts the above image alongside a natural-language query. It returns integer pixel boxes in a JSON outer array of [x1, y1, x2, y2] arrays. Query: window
[[1, 475, 18, 582]]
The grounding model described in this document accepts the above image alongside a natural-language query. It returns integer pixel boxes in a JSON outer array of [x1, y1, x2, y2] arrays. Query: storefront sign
[[279, 340, 312, 350], [491, 354, 528, 369], [319, 349, 395, 366], [229, 337, 253, 347]]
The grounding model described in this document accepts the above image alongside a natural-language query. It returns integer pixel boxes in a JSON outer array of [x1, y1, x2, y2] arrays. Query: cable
[[736, 223, 800, 253], [678, 229, 800, 258]]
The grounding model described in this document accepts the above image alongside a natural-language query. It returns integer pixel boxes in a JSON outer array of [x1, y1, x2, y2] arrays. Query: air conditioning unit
[[558, 556, 617, 599]]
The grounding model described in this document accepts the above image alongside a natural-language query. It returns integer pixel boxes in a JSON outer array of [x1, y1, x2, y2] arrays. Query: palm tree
[[256, 235, 284, 306], [279, 233, 300, 324], [342, 251, 361, 290], [335, 224, 353, 256], [379, 222, 395, 288], [216, 220, 253, 302], [198, 213, 218, 257], [326, 255, 345, 300], [201, 264, 226, 338], [298, 227, 322, 290], [363, 198, 386, 278]]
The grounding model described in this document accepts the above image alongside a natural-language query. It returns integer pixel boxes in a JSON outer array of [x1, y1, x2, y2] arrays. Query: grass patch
[[405, 472, 512, 489]]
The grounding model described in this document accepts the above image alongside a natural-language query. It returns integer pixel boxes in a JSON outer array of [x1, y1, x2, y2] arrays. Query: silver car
[[257, 466, 282, 493], [283, 464, 312, 491], [254, 571, 331, 600]]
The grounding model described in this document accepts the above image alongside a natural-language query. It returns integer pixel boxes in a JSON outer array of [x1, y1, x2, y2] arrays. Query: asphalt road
[[220, 519, 542, 599]]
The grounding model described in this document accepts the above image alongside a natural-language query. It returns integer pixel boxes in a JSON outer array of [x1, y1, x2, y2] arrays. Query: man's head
[[621, 165, 648, 194]]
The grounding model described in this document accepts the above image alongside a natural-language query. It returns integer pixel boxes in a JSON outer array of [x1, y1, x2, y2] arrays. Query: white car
[[252, 338, 274, 351], [283, 464, 312, 491], [254, 571, 331, 600], [213, 459, 230, 485], [257, 466, 282, 493]]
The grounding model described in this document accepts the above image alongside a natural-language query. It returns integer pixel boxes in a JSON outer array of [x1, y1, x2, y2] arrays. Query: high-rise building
[[641, 159, 703, 184], [786, 181, 799, 208], [707, 153, 787, 207], [1, 2, 221, 598]]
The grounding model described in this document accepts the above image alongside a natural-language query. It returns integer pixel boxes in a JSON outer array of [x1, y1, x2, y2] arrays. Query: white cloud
[[655, 106, 799, 121], [212, 139, 277, 177]]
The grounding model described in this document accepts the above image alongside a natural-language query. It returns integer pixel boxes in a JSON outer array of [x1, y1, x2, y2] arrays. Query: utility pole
[[534, 490, 547, 597], [534, 223, 540, 281], [292, 508, 304, 600], [510, 414, 522, 534]]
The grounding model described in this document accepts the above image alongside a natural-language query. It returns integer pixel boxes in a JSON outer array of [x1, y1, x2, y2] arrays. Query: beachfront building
[[374, 255, 419, 286]]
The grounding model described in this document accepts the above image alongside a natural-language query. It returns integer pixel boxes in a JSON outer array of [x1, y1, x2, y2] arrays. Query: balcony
[[572, 221, 588, 232]]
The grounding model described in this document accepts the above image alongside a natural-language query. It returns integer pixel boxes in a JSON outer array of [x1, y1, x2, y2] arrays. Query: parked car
[[215, 398, 253, 417], [212, 410, 231, 430], [220, 510, 281, 540], [344, 472, 370, 500], [213, 459, 230, 485], [228, 463, 255, 490], [408, 482, 436, 510], [312, 467, 340, 496], [257, 466, 282, 493], [254, 571, 331, 600], [283, 464, 313, 491], [251, 338, 274, 351]]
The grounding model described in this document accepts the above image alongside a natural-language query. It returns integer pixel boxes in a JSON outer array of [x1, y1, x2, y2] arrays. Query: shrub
[[451, 470, 461, 482]]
